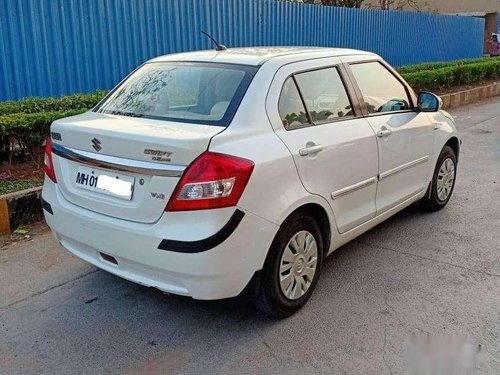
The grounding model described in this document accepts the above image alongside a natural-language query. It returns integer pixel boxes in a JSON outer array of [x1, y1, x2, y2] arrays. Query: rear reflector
[[43, 137, 57, 183], [100, 252, 118, 265]]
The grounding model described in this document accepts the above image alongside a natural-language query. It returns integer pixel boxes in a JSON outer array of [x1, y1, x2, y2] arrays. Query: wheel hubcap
[[279, 230, 318, 300], [437, 157, 455, 201]]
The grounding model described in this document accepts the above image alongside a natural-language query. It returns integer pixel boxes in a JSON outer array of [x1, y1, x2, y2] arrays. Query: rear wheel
[[421, 145, 457, 211], [254, 212, 323, 318]]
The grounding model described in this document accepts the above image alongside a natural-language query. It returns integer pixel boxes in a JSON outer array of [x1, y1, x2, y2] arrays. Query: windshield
[[96, 62, 258, 126]]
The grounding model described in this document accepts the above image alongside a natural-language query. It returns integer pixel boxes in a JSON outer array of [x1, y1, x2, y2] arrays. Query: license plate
[[75, 166, 134, 200]]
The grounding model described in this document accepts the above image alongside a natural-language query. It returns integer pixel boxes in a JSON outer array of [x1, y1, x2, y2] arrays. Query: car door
[[265, 58, 379, 234], [344, 59, 435, 215]]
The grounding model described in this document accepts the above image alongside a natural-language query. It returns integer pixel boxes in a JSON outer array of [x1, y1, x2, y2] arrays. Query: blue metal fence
[[0, 0, 485, 101]]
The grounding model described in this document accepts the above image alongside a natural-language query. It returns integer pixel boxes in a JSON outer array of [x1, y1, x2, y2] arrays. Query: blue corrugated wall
[[0, 0, 485, 101]]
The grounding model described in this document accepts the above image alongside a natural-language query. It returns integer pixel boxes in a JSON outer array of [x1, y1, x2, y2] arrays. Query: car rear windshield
[[95, 62, 258, 126]]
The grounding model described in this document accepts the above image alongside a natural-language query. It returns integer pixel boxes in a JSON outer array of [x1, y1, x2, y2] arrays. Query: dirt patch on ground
[[0, 161, 43, 195], [0, 221, 49, 248], [39, 240, 60, 272], [0, 160, 43, 181], [124, 349, 192, 375]]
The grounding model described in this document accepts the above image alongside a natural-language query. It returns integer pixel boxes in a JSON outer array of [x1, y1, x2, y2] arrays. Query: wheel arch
[[279, 202, 332, 258], [444, 136, 460, 162]]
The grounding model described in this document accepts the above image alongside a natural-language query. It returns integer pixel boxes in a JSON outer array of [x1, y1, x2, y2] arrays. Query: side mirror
[[417, 92, 442, 112]]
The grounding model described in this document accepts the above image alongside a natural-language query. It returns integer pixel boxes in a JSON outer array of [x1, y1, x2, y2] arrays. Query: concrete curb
[[440, 81, 500, 110], [0, 186, 43, 234]]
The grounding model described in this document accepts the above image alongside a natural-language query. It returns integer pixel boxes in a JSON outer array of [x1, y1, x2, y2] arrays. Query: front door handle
[[377, 127, 392, 138], [299, 144, 323, 156]]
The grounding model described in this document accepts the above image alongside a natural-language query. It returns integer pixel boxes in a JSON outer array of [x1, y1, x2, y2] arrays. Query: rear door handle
[[377, 127, 392, 138], [299, 144, 323, 156]]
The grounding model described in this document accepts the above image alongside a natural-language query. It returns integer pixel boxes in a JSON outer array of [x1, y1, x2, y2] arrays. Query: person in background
[[486, 34, 500, 57]]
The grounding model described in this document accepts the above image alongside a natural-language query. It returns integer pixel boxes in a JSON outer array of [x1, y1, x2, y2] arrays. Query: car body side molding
[[331, 176, 377, 200], [379, 156, 429, 181]]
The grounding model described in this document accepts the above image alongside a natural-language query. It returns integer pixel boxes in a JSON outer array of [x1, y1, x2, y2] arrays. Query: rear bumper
[[42, 180, 278, 300]]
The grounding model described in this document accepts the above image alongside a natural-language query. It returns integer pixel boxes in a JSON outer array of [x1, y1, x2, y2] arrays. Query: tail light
[[166, 152, 254, 211], [43, 137, 57, 183]]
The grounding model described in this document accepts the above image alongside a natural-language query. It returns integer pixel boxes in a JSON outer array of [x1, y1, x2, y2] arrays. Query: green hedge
[[0, 110, 85, 165], [0, 90, 107, 116], [400, 59, 500, 92], [0, 90, 105, 165], [397, 57, 492, 74], [0, 57, 498, 165]]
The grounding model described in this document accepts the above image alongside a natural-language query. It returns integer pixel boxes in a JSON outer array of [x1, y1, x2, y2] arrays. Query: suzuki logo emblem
[[91, 138, 102, 152]]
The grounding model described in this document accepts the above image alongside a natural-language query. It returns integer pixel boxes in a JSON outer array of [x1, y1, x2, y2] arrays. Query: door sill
[[375, 187, 426, 217], [328, 189, 425, 254]]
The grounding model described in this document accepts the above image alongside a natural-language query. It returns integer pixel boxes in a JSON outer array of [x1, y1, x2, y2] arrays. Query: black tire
[[421, 145, 457, 212], [254, 212, 323, 318]]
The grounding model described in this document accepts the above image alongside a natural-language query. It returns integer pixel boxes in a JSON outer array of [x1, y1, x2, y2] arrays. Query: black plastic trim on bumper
[[40, 196, 53, 215], [158, 209, 245, 253]]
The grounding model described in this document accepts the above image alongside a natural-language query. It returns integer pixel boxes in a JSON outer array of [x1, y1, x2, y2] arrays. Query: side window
[[350, 62, 411, 114], [278, 77, 310, 129], [294, 67, 354, 124]]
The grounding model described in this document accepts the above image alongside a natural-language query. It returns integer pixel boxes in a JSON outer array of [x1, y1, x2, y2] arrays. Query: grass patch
[[0, 179, 42, 195]]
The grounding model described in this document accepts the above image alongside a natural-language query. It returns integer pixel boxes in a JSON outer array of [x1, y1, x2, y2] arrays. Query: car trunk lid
[[50, 112, 224, 223]]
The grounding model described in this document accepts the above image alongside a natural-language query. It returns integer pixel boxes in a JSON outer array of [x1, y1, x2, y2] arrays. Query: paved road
[[1, 98, 499, 375]]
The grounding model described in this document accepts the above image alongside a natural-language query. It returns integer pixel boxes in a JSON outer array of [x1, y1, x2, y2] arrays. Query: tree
[[285, 0, 365, 7], [284, 0, 433, 11], [313, 0, 364, 6], [371, 0, 430, 11]]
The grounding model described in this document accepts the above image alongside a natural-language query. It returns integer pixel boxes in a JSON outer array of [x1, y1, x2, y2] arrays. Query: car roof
[[148, 47, 379, 66]]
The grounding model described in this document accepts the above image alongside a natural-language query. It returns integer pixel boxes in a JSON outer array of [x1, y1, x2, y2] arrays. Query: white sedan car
[[42, 47, 459, 317]]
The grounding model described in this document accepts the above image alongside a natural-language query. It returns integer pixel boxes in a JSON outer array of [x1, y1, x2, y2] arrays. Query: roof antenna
[[201, 31, 227, 51]]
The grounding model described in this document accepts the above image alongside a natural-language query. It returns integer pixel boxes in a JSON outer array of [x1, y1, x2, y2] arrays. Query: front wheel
[[254, 212, 323, 318], [421, 145, 457, 211]]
